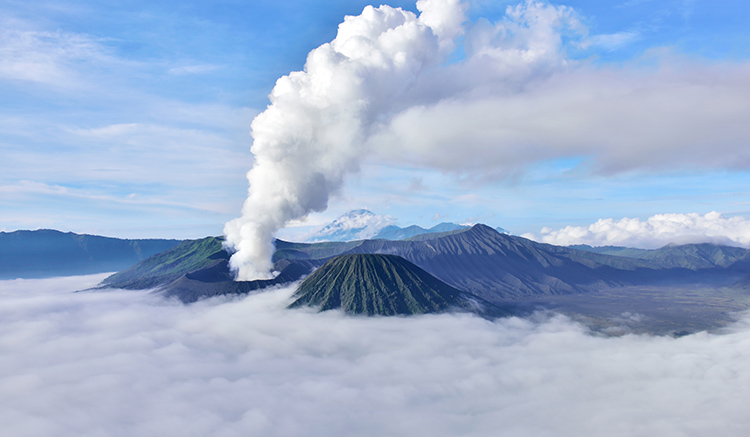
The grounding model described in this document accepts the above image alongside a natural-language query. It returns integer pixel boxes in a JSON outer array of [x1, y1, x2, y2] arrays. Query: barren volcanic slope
[[289, 253, 504, 317]]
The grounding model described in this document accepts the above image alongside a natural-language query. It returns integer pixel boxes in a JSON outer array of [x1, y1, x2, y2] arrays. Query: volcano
[[288, 253, 505, 317]]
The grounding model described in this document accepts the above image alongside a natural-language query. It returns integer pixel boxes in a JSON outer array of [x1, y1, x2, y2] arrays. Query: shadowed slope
[[341, 224, 669, 300], [102, 237, 227, 289]]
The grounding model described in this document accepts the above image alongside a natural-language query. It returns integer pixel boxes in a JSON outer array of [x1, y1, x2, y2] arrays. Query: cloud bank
[[2, 275, 750, 436], [524, 211, 750, 248], [225, 0, 750, 279]]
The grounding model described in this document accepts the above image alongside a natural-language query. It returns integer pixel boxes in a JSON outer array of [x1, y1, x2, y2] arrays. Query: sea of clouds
[[2, 274, 749, 436]]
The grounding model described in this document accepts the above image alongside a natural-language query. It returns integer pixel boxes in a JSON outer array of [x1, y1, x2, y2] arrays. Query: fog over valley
[[2, 274, 748, 436]]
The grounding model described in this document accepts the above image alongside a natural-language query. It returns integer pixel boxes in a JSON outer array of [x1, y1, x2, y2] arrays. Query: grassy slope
[[102, 237, 226, 289], [289, 254, 464, 315]]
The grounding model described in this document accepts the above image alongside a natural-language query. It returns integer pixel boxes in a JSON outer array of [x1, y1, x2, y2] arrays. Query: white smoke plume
[[524, 211, 750, 249], [3, 275, 750, 436], [224, 0, 467, 279], [225, 0, 750, 279]]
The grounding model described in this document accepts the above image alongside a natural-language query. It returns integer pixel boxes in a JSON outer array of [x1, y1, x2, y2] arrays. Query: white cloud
[[371, 60, 750, 177], [523, 211, 750, 248], [1, 275, 750, 436], [0, 24, 121, 89], [588, 30, 641, 50], [0, 120, 251, 192]]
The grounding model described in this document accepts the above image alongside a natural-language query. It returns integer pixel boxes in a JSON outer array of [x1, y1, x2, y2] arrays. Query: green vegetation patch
[[288, 253, 464, 316], [102, 237, 226, 289]]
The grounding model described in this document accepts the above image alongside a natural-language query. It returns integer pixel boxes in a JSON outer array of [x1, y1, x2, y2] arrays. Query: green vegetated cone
[[288, 253, 466, 316]]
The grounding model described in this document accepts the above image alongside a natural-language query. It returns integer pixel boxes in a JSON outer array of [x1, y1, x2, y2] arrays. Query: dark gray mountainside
[[87, 225, 750, 332], [102, 224, 750, 308], [289, 254, 508, 317], [0, 229, 180, 279], [275, 224, 750, 302]]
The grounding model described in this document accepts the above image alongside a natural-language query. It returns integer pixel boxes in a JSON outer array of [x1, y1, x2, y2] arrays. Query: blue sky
[[2, 0, 749, 241]]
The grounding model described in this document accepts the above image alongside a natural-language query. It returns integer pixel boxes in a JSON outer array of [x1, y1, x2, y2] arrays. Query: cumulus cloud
[[225, 0, 750, 279], [524, 211, 750, 248], [1, 275, 750, 436]]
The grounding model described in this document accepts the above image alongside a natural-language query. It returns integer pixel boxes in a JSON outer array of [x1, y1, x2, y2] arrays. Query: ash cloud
[[524, 211, 750, 248], [2, 275, 750, 436], [225, 0, 750, 279]]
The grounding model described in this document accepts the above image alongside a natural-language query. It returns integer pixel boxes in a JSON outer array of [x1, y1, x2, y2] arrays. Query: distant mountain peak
[[305, 210, 473, 242], [306, 209, 394, 242], [463, 223, 503, 238]]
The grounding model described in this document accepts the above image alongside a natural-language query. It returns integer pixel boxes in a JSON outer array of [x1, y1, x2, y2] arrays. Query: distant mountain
[[274, 225, 750, 301], [571, 243, 750, 270], [305, 209, 474, 242], [373, 222, 467, 240], [339, 224, 657, 300], [568, 245, 651, 258], [0, 229, 181, 279], [306, 209, 394, 242], [288, 254, 507, 317]]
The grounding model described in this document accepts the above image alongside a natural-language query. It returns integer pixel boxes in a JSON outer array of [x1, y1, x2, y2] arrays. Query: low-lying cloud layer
[[525, 211, 750, 248], [2, 274, 749, 436]]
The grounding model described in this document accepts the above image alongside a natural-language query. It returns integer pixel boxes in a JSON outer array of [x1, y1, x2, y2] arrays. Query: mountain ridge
[[98, 224, 750, 306], [0, 229, 181, 279]]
